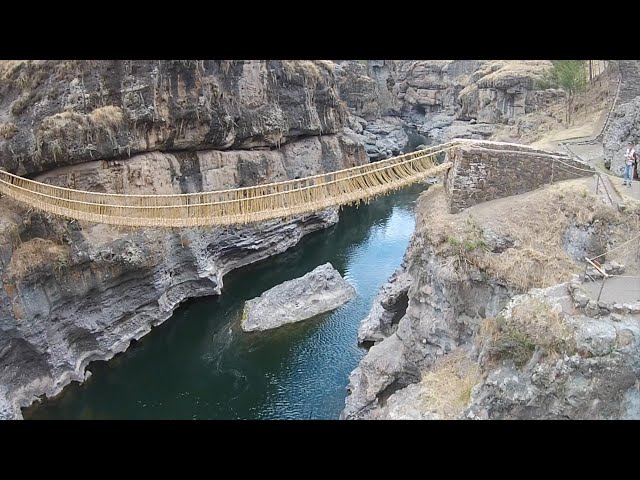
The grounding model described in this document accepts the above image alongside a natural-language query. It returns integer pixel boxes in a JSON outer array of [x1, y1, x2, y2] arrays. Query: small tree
[[539, 60, 587, 126]]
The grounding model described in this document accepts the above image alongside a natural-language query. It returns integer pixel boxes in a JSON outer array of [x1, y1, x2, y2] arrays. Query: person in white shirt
[[624, 141, 635, 187]]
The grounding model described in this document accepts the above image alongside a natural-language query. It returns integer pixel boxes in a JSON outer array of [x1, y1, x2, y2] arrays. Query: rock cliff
[[598, 60, 640, 173], [0, 60, 348, 175], [343, 178, 640, 419], [337, 60, 568, 161], [0, 60, 367, 419]]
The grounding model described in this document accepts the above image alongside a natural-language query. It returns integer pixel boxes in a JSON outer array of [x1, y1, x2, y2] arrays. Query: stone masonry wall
[[444, 140, 595, 213]]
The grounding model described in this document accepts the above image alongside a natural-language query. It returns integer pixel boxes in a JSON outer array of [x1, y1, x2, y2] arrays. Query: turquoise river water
[[25, 185, 423, 420]]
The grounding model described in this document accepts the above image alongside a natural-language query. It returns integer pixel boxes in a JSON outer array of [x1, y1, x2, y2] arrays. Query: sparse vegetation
[[0, 221, 22, 248], [0, 60, 29, 81], [11, 92, 33, 116], [38, 111, 89, 141], [16, 73, 29, 90], [282, 60, 324, 86], [415, 180, 630, 292], [0, 122, 17, 140], [36, 106, 126, 159], [49, 139, 64, 162], [418, 350, 481, 419], [477, 60, 553, 88], [53, 60, 99, 80], [315, 60, 335, 74], [478, 297, 576, 368], [88, 106, 124, 130], [1, 61, 50, 116], [6, 238, 71, 281]]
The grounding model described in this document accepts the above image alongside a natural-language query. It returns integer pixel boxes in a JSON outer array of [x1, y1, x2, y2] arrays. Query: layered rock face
[[0, 60, 367, 419], [376, 283, 640, 420], [394, 60, 478, 118], [0, 60, 348, 175], [337, 60, 563, 161], [0, 207, 340, 420], [467, 283, 640, 420], [456, 61, 560, 123]]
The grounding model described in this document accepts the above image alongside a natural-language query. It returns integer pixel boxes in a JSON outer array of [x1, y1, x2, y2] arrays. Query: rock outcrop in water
[[241, 263, 356, 332]]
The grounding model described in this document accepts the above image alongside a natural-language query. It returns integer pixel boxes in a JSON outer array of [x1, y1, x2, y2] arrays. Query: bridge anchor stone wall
[[444, 139, 595, 213]]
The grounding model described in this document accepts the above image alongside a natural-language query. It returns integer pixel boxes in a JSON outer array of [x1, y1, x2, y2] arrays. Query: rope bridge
[[0, 141, 460, 228]]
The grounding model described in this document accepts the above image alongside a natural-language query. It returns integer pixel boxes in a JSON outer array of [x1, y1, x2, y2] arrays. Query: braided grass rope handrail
[[0, 142, 460, 227]]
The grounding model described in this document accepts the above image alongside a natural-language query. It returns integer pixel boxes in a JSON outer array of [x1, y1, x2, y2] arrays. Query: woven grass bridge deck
[[0, 141, 461, 228]]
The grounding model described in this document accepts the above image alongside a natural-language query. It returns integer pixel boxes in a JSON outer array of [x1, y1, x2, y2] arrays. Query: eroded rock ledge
[[357, 267, 411, 346]]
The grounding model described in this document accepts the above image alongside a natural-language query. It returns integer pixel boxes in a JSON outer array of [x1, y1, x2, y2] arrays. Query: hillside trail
[[482, 65, 640, 303]]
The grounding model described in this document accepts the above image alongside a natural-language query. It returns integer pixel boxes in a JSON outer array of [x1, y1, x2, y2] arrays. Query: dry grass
[[0, 60, 29, 81], [38, 106, 124, 146], [478, 296, 576, 368], [40, 111, 89, 136], [415, 180, 626, 292], [0, 220, 21, 248], [315, 60, 335, 74], [11, 92, 33, 116], [418, 350, 481, 419], [0, 122, 17, 140], [37, 111, 89, 149], [0, 60, 48, 83], [88, 106, 124, 130], [282, 60, 324, 85], [491, 62, 614, 144], [6, 238, 71, 280], [53, 60, 99, 80]]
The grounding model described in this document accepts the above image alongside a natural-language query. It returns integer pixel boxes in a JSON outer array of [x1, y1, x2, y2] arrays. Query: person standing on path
[[624, 141, 635, 187]]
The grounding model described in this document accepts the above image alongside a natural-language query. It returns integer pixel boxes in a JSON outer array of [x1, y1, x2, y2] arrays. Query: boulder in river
[[241, 263, 356, 332]]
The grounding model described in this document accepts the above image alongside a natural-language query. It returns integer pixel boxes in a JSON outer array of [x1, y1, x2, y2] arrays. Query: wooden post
[[598, 174, 614, 205], [585, 255, 610, 304], [597, 277, 607, 302], [585, 257, 608, 277]]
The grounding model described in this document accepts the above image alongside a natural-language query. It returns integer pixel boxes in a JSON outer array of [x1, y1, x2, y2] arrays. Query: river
[[24, 185, 423, 420]]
